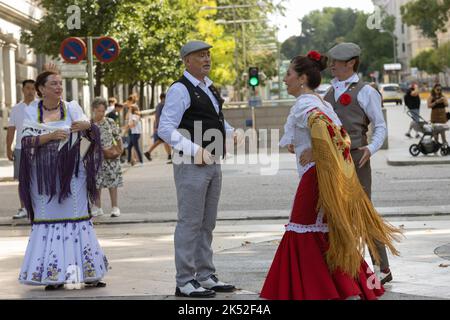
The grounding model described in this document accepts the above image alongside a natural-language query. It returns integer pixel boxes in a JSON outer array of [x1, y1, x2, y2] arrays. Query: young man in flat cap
[[301, 42, 392, 285], [158, 40, 236, 298]]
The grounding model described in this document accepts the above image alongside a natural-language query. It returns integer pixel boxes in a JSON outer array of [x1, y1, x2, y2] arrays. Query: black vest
[[174, 75, 226, 157]]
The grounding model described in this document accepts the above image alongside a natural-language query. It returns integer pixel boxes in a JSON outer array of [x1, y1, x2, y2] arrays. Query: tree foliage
[[411, 42, 450, 75], [401, 0, 450, 48], [281, 7, 396, 77], [22, 0, 284, 101], [21, 0, 197, 96]]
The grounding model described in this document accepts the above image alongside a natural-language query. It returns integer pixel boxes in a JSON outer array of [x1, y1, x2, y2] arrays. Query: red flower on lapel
[[339, 93, 352, 106]]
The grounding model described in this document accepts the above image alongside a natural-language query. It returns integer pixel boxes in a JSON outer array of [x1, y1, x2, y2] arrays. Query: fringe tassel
[[83, 123, 103, 204], [309, 112, 403, 278], [18, 124, 103, 222]]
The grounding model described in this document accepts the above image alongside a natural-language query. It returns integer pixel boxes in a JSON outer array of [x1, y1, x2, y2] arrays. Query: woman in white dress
[[18, 71, 109, 290]]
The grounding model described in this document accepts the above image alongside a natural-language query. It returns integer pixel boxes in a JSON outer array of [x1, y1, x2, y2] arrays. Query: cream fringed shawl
[[308, 109, 402, 278]]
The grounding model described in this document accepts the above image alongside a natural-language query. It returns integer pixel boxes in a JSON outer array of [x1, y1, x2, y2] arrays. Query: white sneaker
[[91, 206, 104, 217], [175, 280, 215, 298], [134, 163, 143, 167], [12, 208, 27, 219], [110, 207, 121, 217]]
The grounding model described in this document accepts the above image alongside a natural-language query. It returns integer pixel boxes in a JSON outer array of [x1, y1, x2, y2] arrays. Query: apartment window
[[401, 24, 405, 34], [402, 43, 406, 53]]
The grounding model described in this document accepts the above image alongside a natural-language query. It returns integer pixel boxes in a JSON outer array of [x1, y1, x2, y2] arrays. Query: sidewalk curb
[[2, 212, 450, 227], [388, 158, 450, 166]]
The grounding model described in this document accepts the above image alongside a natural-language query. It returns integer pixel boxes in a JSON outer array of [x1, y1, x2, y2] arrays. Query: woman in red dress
[[260, 51, 402, 300]]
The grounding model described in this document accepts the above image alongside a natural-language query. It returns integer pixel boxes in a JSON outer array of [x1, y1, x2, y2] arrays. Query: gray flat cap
[[327, 42, 361, 61], [180, 40, 212, 59]]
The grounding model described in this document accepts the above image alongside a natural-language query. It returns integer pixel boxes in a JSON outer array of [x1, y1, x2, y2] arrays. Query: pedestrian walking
[[6, 79, 38, 219], [18, 71, 108, 290], [260, 51, 401, 300], [301, 42, 393, 285], [404, 83, 421, 138], [106, 102, 124, 127], [158, 40, 236, 298], [91, 97, 123, 218], [144, 93, 172, 163], [427, 83, 449, 145], [127, 105, 143, 166]]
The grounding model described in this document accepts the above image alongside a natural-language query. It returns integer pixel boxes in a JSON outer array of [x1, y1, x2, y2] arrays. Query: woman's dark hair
[[290, 52, 328, 90], [431, 83, 443, 98], [35, 71, 58, 98]]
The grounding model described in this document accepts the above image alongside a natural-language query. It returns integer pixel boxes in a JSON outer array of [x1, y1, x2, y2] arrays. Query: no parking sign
[[59, 37, 87, 64], [93, 36, 120, 63]]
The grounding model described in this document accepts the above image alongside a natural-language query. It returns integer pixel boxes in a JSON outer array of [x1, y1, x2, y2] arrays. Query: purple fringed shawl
[[19, 123, 103, 222]]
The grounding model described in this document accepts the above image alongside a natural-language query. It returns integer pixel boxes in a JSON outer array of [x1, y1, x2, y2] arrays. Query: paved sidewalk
[[0, 218, 449, 300]]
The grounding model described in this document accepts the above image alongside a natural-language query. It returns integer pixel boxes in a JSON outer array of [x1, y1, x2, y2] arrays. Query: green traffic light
[[249, 77, 259, 86]]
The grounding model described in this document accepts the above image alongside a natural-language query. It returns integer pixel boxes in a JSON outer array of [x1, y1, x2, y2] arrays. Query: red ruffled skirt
[[260, 166, 384, 300]]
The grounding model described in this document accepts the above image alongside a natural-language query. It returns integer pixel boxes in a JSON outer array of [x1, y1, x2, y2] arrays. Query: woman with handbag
[[428, 84, 449, 145], [91, 97, 124, 218]]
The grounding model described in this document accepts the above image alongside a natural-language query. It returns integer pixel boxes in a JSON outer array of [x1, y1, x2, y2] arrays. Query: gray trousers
[[351, 149, 390, 270], [173, 162, 222, 287]]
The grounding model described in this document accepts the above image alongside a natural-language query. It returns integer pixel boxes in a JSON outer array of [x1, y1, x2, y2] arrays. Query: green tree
[[410, 49, 442, 75], [280, 8, 396, 78], [435, 41, 450, 68], [192, 0, 236, 87], [103, 0, 197, 108], [21, 0, 197, 105], [401, 0, 450, 48], [212, 0, 285, 98]]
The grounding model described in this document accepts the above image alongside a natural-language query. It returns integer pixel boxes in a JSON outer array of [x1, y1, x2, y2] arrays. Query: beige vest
[[324, 80, 369, 149]]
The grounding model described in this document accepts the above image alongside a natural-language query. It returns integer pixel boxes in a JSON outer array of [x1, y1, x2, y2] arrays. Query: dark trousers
[[351, 149, 390, 271], [128, 134, 143, 163]]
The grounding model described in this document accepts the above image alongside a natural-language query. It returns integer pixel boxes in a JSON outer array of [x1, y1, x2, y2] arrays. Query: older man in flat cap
[[158, 40, 235, 298], [301, 42, 392, 285]]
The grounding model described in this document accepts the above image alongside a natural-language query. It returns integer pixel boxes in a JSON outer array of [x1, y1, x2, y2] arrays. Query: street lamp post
[[200, 3, 267, 101], [381, 29, 399, 82]]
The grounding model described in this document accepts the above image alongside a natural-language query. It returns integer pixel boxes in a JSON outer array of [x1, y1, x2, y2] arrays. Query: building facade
[[373, 0, 450, 84], [0, 0, 44, 157]]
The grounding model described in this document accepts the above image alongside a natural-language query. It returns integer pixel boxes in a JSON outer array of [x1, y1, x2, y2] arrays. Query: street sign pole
[[87, 36, 95, 116]]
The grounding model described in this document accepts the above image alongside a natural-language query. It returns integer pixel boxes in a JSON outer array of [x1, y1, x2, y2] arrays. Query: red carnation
[[339, 93, 352, 106], [307, 50, 321, 62]]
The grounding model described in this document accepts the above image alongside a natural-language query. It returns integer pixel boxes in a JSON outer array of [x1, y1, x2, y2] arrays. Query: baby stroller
[[406, 110, 450, 156]]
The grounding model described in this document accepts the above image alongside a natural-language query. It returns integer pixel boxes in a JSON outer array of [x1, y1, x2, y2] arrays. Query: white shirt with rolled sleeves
[[330, 73, 386, 156], [8, 99, 39, 149], [158, 70, 234, 157]]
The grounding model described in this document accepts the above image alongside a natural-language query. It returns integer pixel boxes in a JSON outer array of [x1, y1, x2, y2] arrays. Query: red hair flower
[[339, 93, 352, 106], [307, 50, 321, 62]]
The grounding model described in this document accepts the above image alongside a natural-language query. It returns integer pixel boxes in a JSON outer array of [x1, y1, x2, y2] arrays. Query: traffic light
[[248, 67, 259, 87]]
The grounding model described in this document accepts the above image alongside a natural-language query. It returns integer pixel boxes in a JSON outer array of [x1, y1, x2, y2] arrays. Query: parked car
[[379, 83, 403, 105], [315, 84, 332, 97]]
